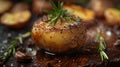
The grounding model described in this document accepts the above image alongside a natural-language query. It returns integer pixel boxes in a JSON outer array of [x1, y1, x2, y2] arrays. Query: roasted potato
[[0, 0, 12, 14], [63, 4, 95, 21], [11, 3, 29, 13], [32, 0, 52, 15], [104, 8, 120, 26], [0, 10, 31, 29], [88, 0, 113, 17], [32, 17, 87, 53]]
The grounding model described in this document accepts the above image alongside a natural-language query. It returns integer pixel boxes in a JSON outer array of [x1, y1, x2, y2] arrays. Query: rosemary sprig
[[96, 29, 109, 61], [45, 0, 81, 26], [1, 39, 18, 62], [0, 32, 31, 62]]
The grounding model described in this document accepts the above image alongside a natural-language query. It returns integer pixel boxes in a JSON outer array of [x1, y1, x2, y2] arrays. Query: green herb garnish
[[96, 29, 109, 61], [45, 0, 81, 26], [1, 39, 18, 62], [0, 32, 31, 63]]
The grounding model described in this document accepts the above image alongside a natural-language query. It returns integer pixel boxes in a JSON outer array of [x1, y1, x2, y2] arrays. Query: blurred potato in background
[[0, 0, 13, 14], [88, 0, 114, 17], [105, 8, 120, 26]]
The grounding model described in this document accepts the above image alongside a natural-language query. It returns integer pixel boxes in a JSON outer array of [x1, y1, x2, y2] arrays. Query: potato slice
[[104, 8, 120, 25], [0, 0, 12, 14], [1, 10, 31, 29], [63, 4, 95, 21]]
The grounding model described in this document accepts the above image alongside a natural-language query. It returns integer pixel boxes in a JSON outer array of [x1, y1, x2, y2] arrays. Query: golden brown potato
[[11, 3, 29, 13], [88, 0, 113, 17], [63, 4, 95, 21], [0, 10, 31, 29], [104, 8, 120, 26], [32, 17, 87, 53], [0, 0, 12, 14], [32, 0, 52, 15]]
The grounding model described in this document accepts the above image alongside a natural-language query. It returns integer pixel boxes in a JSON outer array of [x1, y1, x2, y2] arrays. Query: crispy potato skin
[[32, 18, 86, 53], [63, 4, 95, 21], [104, 8, 120, 26], [0, 10, 31, 29]]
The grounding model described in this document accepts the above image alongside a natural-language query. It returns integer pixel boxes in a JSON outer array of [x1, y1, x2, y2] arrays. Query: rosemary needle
[[17, 32, 31, 44], [96, 29, 109, 61], [0, 32, 31, 63]]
